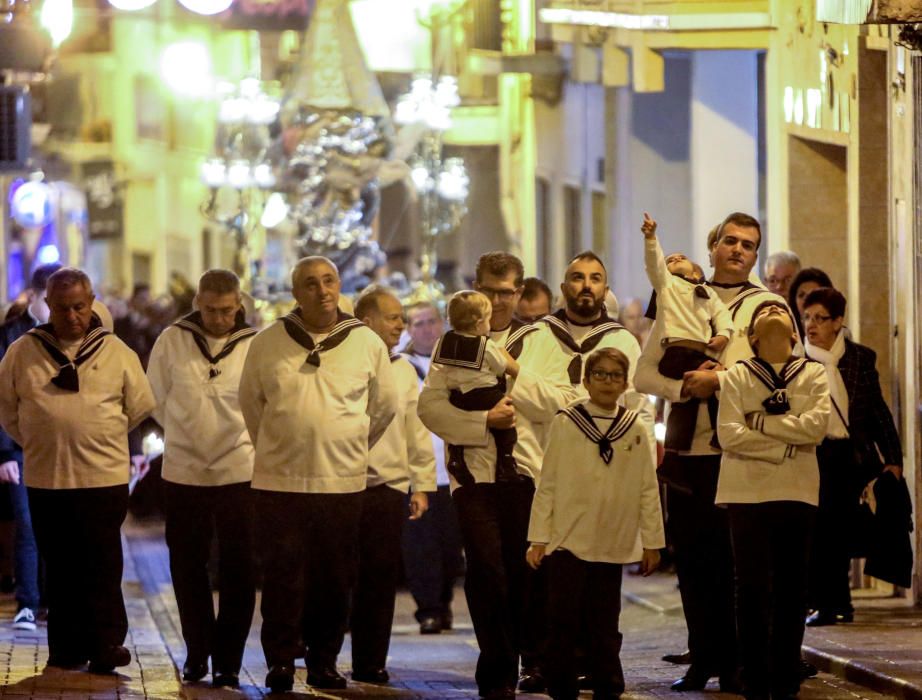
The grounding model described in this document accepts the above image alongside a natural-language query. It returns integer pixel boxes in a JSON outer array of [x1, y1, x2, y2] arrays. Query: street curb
[[802, 645, 922, 700]]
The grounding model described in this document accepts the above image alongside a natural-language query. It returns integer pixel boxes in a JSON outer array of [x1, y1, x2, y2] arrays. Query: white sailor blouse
[[528, 401, 665, 563], [147, 311, 256, 487], [0, 317, 155, 489], [239, 310, 397, 494], [715, 357, 830, 506]]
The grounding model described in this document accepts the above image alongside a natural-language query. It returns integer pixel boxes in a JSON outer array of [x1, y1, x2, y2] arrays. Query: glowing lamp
[[260, 192, 289, 229], [226, 160, 252, 189], [11, 181, 53, 228], [437, 159, 469, 201], [252, 163, 275, 189], [107, 0, 156, 9], [41, 0, 73, 47], [201, 158, 227, 188], [37, 244, 61, 265], [411, 165, 432, 193], [177, 0, 233, 15], [160, 42, 213, 97]]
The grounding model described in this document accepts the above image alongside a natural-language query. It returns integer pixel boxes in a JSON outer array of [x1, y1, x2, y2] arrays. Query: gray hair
[[198, 269, 241, 296], [291, 256, 339, 288], [764, 250, 801, 270], [46, 268, 93, 297]]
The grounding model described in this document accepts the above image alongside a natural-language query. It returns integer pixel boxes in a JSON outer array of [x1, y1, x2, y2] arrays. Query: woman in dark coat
[[801, 287, 903, 626]]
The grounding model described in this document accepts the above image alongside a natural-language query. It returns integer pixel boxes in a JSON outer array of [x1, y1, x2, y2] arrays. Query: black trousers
[[545, 551, 624, 700], [28, 485, 129, 662], [452, 479, 534, 695], [257, 490, 363, 669], [163, 480, 256, 673], [728, 502, 815, 697], [660, 346, 717, 451], [663, 454, 737, 677], [402, 485, 464, 622], [350, 484, 406, 673], [809, 438, 863, 614]]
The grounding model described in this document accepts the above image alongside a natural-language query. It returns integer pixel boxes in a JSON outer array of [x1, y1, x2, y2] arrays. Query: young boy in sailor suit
[[526, 347, 664, 700], [426, 290, 520, 485], [641, 213, 733, 450], [716, 300, 829, 700]]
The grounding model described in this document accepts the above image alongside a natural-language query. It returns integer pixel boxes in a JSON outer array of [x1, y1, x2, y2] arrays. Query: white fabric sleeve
[[483, 338, 508, 376], [367, 341, 398, 450], [238, 339, 266, 448], [760, 366, 831, 446], [634, 323, 686, 404], [404, 372, 437, 492], [638, 427, 666, 550], [527, 415, 566, 544], [716, 366, 791, 464], [709, 294, 734, 339], [145, 331, 171, 428], [643, 236, 671, 293], [121, 344, 156, 431], [0, 345, 23, 446]]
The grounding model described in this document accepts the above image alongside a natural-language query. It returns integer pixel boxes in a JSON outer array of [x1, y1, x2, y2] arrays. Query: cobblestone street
[[0, 518, 906, 699]]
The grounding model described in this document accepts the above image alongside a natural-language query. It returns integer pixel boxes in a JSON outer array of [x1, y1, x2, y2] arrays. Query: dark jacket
[[864, 471, 913, 588], [839, 339, 903, 480], [0, 312, 38, 463]]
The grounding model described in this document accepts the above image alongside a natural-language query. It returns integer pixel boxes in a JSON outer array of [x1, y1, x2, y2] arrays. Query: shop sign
[[83, 159, 124, 239]]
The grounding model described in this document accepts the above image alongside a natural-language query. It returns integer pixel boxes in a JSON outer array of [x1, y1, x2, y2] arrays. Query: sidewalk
[[623, 571, 922, 700], [0, 516, 913, 699]]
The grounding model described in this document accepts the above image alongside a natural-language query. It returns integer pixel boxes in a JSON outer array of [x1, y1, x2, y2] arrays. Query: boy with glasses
[[527, 347, 663, 700]]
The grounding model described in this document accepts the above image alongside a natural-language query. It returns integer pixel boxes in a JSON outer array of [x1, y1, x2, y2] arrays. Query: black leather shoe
[[518, 670, 547, 693], [213, 671, 240, 688], [182, 658, 209, 682], [799, 659, 818, 680], [307, 665, 347, 689], [266, 664, 295, 693], [662, 650, 692, 665], [805, 610, 837, 627], [88, 646, 131, 674], [837, 611, 854, 623], [419, 616, 442, 634], [352, 668, 389, 684], [47, 654, 87, 669], [670, 668, 711, 692]]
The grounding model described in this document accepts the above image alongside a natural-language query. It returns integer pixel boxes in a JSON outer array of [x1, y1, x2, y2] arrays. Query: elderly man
[[350, 287, 436, 684], [635, 212, 789, 693], [400, 302, 465, 635], [239, 256, 396, 693], [763, 250, 801, 299], [147, 269, 257, 689], [0, 262, 60, 632], [418, 252, 574, 700], [0, 267, 154, 673]]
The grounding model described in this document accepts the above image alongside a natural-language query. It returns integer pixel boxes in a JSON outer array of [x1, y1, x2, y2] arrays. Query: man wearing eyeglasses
[[417, 252, 575, 700], [763, 250, 801, 299], [635, 213, 798, 694]]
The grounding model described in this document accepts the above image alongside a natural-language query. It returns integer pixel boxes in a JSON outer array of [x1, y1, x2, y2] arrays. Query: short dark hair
[[475, 252, 525, 287], [747, 300, 797, 351], [46, 267, 93, 297], [198, 269, 240, 296], [715, 212, 762, 250], [585, 347, 630, 377], [354, 285, 398, 320], [803, 287, 846, 320], [521, 277, 552, 303], [567, 250, 607, 276], [30, 263, 63, 292], [788, 267, 833, 310]]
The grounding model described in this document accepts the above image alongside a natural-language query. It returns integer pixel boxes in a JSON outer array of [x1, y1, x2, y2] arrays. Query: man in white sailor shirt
[[0, 268, 154, 674], [239, 256, 397, 694], [418, 252, 575, 700], [349, 288, 436, 684], [147, 269, 257, 688], [634, 212, 789, 693]]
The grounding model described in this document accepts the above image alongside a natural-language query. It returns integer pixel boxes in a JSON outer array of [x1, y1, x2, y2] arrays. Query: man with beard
[[634, 213, 790, 693], [417, 252, 575, 700], [239, 256, 397, 693]]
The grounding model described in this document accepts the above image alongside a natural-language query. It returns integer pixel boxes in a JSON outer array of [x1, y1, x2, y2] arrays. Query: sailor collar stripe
[[559, 403, 639, 464]]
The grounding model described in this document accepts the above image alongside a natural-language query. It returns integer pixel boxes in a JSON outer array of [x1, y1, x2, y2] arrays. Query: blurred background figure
[[788, 268, 833, 338], [619, 297, 651, 348], [763, 251, 802, 299], [516, 277, 552, 323]]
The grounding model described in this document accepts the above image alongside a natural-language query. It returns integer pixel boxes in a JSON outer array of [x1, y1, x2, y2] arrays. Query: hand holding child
[[641, 212, 657, 239], [526, 543, 546, 570], [706, 335, 729, 354]]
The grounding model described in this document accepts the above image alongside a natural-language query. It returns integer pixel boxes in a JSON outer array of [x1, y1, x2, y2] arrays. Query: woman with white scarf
[[802, 287, 903, 627]]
